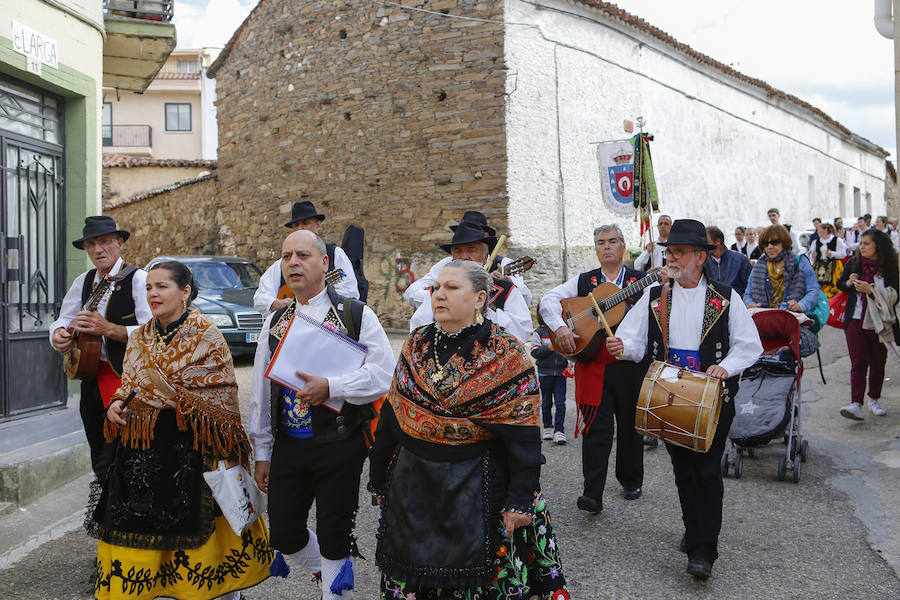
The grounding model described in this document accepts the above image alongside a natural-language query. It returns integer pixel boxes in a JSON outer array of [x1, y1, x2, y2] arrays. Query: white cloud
[[173, 0, 255, 49]]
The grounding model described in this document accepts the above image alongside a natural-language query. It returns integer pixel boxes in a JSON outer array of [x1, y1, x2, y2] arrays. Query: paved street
[[2, 327, 899, 599]]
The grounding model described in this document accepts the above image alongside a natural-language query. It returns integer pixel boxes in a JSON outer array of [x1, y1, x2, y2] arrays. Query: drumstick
[[588, 292, 621, 356], [120, 388, 138, 409], [485, 234, 507, 272]]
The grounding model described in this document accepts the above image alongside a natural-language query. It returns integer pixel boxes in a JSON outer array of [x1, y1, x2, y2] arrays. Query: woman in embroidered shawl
[[743, 224, 819, 313], [369, 260, 569, 600], [87, 261, 272, 600]]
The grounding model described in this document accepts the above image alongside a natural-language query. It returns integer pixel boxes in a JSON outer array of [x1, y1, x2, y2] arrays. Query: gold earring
[[475, 310, 484, 325], [183, 299, 187, 311]]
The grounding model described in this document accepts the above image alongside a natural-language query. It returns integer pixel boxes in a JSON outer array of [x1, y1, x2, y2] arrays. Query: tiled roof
[[105, 172, 218, 209], [156, 71, 201, 80], [207, 0, 887, 156], [103, 155, 218, 169]]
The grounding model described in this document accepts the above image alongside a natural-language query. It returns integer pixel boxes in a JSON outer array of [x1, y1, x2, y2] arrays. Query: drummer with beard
[[605, 219, 761, 581]]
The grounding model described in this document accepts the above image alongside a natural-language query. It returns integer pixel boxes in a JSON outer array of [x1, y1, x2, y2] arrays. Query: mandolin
[[494, 256, 536, 277], [64, 275, 122, 380], [547, 269, 661, 361], [277, 268, 347, 299]]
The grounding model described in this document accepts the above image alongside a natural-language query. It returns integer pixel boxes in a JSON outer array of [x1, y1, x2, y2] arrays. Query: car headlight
[[206, 313, 234, 328]]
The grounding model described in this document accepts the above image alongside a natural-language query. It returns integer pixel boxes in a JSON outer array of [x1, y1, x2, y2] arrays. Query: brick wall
[[212, 0, 509, 327], [105, 177, 221, 267]]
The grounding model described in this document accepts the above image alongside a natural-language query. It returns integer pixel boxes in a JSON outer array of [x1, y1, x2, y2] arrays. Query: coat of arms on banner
[[597, 141, 635, 215]]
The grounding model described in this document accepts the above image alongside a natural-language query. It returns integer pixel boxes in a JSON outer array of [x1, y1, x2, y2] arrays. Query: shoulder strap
[[660, 283, 670, 357], [118, 262, 138, 278], [326, 243, 336, 271], [342, 297, 365, 342]]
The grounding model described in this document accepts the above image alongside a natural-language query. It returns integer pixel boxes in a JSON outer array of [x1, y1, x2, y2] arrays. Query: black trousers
[[581, 361, 644, 500], [80, 379, 109, 477], [268, 432, 367, 559], [665, 399, 736, 564]]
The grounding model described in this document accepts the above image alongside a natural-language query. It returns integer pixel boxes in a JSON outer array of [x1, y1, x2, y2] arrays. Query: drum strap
[[659, 283, 670, 357]]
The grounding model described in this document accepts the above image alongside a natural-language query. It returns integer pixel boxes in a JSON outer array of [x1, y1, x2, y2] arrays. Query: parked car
[[145, 256, 265, 356]]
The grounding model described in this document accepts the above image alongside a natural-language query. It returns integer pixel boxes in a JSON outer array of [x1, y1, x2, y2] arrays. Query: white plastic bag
[[202, 462, 266, 536]]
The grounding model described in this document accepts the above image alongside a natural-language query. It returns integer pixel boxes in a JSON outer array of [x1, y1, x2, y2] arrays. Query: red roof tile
[[156, 71, 201, 80]]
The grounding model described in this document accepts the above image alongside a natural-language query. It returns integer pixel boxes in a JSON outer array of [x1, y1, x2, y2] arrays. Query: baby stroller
[[721, 310, 810, 483]]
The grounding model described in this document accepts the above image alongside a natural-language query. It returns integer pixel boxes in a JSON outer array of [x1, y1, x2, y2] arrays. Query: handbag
[[827, 291, 848, 329], [202, 462, 267, 536], [797, 256, 829, 333]]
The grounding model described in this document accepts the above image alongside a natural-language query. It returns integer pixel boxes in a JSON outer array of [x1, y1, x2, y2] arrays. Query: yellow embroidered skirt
[[95, 516, 272, 600]]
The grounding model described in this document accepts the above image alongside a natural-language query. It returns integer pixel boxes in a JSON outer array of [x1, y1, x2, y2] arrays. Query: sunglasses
[[761, 240, 781, 247]]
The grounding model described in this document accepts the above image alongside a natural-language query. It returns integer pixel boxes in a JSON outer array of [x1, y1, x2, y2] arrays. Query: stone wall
[[105, 176, 221, 267], [103, 166, 215, 207], [211, 0, 508, 327]]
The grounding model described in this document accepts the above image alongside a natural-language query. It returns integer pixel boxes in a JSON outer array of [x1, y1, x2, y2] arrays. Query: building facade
[[0, 0, 174, 421]]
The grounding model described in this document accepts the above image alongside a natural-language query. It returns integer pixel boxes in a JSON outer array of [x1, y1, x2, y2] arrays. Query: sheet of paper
[[661, 365, 681, 382], [265, 311, 368, 411]]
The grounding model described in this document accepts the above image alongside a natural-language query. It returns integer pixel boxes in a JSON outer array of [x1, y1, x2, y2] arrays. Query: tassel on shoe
[[329, 558, 354, 595], [270, 551, 290, 578]]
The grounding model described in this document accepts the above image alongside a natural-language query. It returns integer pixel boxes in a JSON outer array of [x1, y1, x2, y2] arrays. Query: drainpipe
[[874, 1, 899, 198], [875, 0, 893, 37]]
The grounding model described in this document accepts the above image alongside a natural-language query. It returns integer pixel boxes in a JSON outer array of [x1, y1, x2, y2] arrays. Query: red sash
[[573, 345, 616, 436], [96, 361, 123, 408]]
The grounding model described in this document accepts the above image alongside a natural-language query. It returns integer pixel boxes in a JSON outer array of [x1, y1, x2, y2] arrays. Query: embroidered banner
[[596, 140, 635, 215]]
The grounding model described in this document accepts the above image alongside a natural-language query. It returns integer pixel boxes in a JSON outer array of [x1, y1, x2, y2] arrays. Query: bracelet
[[503, 505, 533, 516]]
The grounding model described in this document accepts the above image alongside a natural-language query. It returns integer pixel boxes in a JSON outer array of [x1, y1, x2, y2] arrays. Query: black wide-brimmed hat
[[449, 210, 497, 237], [439, 222, 498, 254], [658, 219, 715, 250], [72, 216, 130, 249], [284, 201, 326, 228]]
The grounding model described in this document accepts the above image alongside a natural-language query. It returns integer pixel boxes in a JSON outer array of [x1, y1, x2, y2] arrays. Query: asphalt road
[[2, 327, 899, 599]]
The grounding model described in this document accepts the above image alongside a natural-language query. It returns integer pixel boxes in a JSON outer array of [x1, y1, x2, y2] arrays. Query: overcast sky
[[174, 0, 897, 161]]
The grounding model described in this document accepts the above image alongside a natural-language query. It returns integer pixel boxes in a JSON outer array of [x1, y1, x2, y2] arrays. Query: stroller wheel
[[777, 456, 787, 481], [800, 440, 809, 463], [792, 456, 802, 483], [734, 453, 743, 479], [721, 452, 730, 478]]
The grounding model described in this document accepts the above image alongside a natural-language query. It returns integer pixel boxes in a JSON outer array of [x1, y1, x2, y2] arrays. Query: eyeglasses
[[761, 240, 781, 247], [662, 248, 700, 259]]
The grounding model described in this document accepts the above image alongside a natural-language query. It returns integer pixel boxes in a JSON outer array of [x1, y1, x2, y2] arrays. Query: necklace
[[430, 322, 478, 383], [153, 318, 184, 356]]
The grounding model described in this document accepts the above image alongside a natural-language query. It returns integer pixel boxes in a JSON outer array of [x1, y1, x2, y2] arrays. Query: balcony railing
[[103, 0, 174, 22], [102, 125, 152, 147]]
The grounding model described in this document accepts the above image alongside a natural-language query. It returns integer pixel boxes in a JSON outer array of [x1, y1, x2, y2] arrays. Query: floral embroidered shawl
[[389, 321, 539, 445], [104, 309, 250, 466]]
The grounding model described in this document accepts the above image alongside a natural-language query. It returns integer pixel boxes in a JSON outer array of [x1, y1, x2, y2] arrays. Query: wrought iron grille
[[103, 0, 174, 22]]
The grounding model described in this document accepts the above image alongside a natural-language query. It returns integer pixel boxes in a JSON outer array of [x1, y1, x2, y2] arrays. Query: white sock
[[321, 556, 353, 599], [284, 528, 322, 574]]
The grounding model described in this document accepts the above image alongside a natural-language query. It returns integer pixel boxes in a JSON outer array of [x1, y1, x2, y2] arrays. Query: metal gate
[[0, 75, 66, 421]]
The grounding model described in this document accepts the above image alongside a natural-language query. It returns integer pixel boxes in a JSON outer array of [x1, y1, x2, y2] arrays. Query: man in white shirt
[[634, 214, 671, 271], [539, 224, 650, 511], [766, 208, 803, 255], [874, 215, 900, 253], [249, 230, 394, 599], [49, 216, 152, 475], [408, 223, 533, 343], [254, 201, 360, 314], [607, 219, 762, 582], [403, 210, 533, 307]]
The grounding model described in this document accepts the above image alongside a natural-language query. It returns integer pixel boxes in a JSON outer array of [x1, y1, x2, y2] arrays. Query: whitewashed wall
[[504, 0, 887, 289]]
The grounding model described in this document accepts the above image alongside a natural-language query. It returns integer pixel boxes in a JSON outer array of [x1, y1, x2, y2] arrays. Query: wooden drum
[[636, 360, 724, 452]]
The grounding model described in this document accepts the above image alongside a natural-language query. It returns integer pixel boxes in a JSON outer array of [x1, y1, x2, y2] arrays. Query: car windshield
[[184, 261, 262, 290]]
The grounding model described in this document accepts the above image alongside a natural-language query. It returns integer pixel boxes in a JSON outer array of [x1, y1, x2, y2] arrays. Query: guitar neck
[[599, 271, 660, 310]]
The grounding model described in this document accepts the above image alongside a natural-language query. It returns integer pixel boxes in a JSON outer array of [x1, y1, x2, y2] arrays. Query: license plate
[[246, 332, 259, 343]]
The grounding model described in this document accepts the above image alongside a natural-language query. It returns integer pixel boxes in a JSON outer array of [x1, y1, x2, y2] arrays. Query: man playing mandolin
[[538, 224, 649, 514], [605, 219, 761, 581], [49, 216, 152, 476]]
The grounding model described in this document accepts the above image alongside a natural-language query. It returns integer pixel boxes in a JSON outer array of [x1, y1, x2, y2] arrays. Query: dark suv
[[145, 256, 265, 356]]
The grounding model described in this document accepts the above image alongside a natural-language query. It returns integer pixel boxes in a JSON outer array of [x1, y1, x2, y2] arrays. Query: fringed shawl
[[389, 321, 539, 445], [104, 309, 251, 467]]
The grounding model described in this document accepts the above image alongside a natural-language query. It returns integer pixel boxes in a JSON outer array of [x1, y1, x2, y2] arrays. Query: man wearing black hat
[[254, 201, 360, 314], [606, 219, 761, 581], [408, 222, 532, 343], [49, 216, 152, 476], [403, 210, 533, 308], [538, 224, 646, 505]]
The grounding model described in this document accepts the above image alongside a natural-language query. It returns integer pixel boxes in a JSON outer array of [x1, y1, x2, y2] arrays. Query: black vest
[[267, 286, 366, 445], [645, 281, 739, 400], [80, 264, 140, 376]]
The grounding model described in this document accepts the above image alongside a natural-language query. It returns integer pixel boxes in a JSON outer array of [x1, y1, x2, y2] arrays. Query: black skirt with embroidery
[[86, 410, 218, 551]]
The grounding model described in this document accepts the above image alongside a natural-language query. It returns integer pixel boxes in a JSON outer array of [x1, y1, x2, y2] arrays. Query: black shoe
[[624, 487, 642, 500], [679, 536, 687, 553], [686, 557, 712, 580], [576, 495, 602, 514], [643, 436, 659, 447]]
